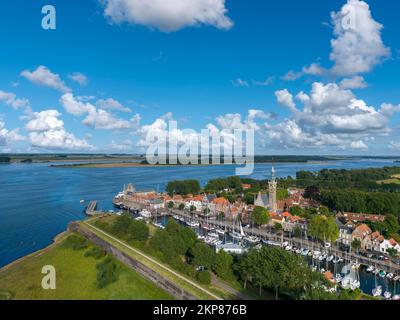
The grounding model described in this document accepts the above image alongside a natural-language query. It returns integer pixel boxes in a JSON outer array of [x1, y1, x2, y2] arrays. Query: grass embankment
[[82, 219, 228, 300], [377, 175, 400, 185], [0, 232, 173, 300]]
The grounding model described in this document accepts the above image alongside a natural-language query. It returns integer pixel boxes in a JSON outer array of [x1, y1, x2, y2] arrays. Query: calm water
[[0, 159, 399, 270]]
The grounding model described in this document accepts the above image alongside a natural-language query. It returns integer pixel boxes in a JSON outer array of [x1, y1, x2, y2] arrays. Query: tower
[[268, 166, 277, 212]]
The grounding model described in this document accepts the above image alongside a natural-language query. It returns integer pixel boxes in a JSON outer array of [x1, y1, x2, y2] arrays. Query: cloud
[[68, 72, 88, 86], [275, 89, 296, 111], [389, 141, 400, 151], [100, 0, 233, 32], [339, 76, 368, 89], [106, 139, 134, 152], [269, 82, 400, 151], [282, 0, 390, 80], [329, 0, 390, 76], [96, 98, 131, 113], [21, 66, 71, 93], [25, 110, 94, 150], [82, 109, 133, 130], [0, 90, 30, 110], [281, 70, 302, 81], [251, 76, 275, 86], [0, 120, 24, 146], [231, 78, 249, 87], [60, 93, 136, 130]]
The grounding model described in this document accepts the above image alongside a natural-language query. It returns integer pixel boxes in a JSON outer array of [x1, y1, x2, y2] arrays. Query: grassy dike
[[0, 232, 173, 300], [80, 219, 229, 300]]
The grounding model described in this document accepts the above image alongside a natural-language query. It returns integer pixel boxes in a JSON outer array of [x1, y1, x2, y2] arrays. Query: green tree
[[294, 226, 302, 238], [387, 248, 398, 258], [127, 220, 149, 242], [308, 215, 339, 243], [178, 203, 185, 211], [252, 206, 270, 226], [351, 239, 361, 251], [111, 214, 132, 238], [191, 243, 216, 269], [213, 250, 234, 280], [167, 201, 174, 209], [290, 205, 303, 216]]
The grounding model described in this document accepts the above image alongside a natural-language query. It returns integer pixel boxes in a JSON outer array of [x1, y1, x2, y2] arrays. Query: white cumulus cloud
[[21, 66, 71, 93], [100, 0, 233, 32], [0, 90, 30, 110]]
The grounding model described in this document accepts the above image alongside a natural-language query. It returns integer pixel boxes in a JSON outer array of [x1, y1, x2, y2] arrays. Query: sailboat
[[372, 263, 382, 297]]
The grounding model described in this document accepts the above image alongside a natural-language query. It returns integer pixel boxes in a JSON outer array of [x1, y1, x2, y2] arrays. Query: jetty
[[85, 201, 104, 216]]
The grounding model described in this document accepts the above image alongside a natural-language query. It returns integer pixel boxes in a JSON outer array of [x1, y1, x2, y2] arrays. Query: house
[[241, 183, 252, 190], [149, 199, 165, 210], [338, 222, 354, 246], [337, 212, 385, 224], [351, 224, 372, 250], [184, 195, 204, 211], [212, 197, 230, 215]]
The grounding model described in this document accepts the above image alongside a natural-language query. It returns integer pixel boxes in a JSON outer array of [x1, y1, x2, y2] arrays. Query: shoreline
[[0, 230, 70, 273]]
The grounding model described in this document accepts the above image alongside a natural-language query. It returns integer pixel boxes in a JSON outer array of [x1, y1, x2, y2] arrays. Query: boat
[[334, 274, 343, 283], [80, 199, 85, 204], [392, 295, 400, 300], [326, 255, 334, 262], [187, 221, 200, 228], [285, 245, 292, 251], [135, 216, 144, 221], [295, 248, 302, 255], [318, 254, 327, 261], [384, 291, 392, 300], [154, 223, 165, 229], [244, 235, 260, 244], [379, 270, 387, 278], [373, 269, 380, 275], [208, 231, 220, 239], [216, 228, 226, 236], [372, 285, 383, 297], [139, 209, 152, 219], [202, 224, 213, 231], [393, 275, 400, 282], [366, 265, 375, 273], [341, 277, 352, 290], [230, 231, 243, 240], [350, 280, 360, 290], [386, 273, 394, 280], [301, 249, 310, 256]]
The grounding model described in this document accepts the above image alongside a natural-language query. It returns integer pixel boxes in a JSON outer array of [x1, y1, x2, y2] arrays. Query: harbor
[[113, 195, 400, 299]]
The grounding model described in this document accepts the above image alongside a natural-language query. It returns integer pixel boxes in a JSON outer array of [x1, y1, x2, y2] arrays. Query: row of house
[[268, 211, 307, 232], [339, 222, 400, 254]]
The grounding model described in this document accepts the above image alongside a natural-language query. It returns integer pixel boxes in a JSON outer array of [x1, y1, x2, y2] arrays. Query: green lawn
[[0, 234, 173, 300], [376, 178, 400, 185]]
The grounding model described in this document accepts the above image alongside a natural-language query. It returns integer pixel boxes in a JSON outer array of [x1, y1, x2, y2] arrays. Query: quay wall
[[68, 222, 197, 300]]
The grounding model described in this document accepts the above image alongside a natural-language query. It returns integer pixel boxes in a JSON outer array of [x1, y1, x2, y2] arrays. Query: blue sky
[[0, 0, 399, 155]]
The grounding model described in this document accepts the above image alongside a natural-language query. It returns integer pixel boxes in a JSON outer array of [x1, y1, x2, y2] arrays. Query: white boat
[[285, 245, 292, 251], [334, 274, 343, 283], [154, 223, 165, 229], [80, 199, 85, 204], [386, 273, 394, 280], [135, 216, 144, 221], [244, 235, 260, 244], [373, 269, 380, 275], [393, 275, 400, 282], [341, 277, 352, 290], [139, 209, 152, 219], [197, 235, 205, 240], [307, 251, 313, 257], [351, 262, 361, 269], [216, 228, 226, 235], [372, 285, 382, 297], [319, 254, 327, 261], [214, 240, 223, 246], [187, 221, 200, 228], [392, 294, 400, 300], [208, 231, 220, 239], [350, 280, 360, 290], [384, 291, 392, 300], [230, 231, 243, 240], [202, 224, 214, 231], [295, 248, 302, 255], [326, 255, 334, 262], [301, 249, 310, 256], [366, 265, 375, 273]]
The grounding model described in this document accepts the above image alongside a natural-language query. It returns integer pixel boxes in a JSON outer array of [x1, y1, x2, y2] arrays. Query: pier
[[85, 201, 104, 216]]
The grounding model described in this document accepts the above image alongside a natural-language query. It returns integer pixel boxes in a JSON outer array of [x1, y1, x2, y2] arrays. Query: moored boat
[[372, 285, 382, 297]]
